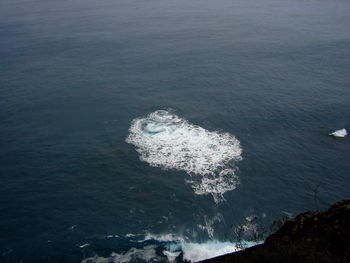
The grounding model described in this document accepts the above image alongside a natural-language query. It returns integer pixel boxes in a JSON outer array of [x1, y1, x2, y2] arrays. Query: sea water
[[0, 0, 349, 262]]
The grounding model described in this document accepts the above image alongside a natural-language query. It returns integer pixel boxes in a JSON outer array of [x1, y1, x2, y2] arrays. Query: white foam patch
[[180, 241, 245, 262], [79, 243, 90, 248], [142, 233, 256, 262], [126, 110, 242, 202], [80, 232, 259, 263], [330, 128, 347, 137], [198, 214, 223, 239], [141, 232, 185, 243], [81, 245, 159, 263], [164, 239, 257, 262]]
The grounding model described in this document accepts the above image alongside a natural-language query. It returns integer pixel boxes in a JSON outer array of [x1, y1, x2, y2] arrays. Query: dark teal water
[[1, 0, 350, 262]]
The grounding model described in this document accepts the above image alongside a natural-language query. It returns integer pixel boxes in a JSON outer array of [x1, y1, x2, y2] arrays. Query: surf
[[81, 233, 257, 263]]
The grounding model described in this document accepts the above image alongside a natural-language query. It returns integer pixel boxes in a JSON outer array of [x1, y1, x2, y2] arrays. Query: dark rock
[[199, 199, 350, 263]]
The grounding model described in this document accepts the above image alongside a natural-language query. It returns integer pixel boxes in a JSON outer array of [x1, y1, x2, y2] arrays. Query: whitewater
[[81, 233, 258, 263], [126, 110, 243, 203]]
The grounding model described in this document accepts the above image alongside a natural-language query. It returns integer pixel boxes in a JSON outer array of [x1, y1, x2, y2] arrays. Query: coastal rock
[[199, 199, 350, 263]]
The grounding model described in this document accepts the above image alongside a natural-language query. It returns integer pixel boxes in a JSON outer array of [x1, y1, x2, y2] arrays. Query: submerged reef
[[200, 199, 350, 263]]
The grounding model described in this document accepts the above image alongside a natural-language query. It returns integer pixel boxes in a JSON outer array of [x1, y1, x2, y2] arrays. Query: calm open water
[[1, 0, 350, 262]]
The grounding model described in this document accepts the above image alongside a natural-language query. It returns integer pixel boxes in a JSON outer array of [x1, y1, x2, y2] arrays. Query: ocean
[[0, 0, 349, 262]]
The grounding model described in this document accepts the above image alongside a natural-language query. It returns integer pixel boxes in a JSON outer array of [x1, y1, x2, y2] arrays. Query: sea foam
[[126, 110, 242, 202], [81, 234, 256, 263], [147, 234, 257, 262], [81, 245, 159, 263], [179, 241, 244, 262], [329, 128, 347, 138]]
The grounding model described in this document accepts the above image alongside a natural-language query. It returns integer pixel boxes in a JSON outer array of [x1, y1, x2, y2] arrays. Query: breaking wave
[[126, 110, 242, 202], [143, 234, 256, 262], [81, 233, 257, 263]]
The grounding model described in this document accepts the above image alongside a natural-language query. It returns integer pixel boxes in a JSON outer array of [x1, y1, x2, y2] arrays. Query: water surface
[[1, 0, 350, 262]]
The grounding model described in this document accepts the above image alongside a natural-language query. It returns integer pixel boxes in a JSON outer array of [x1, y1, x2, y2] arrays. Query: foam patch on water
[[179, 241, 247, 262], [126, 110, 242, 202], [81, 245, 159, 263], [142, 233, 185, 243], [329, 128, 347, 138], [149, 235, 256, 263], [197, 214, 223, 239], [79, 243, 90, 248], [80, 232, 259, 263]]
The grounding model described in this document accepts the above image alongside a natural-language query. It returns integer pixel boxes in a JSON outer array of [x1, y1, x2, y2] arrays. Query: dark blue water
[[1, 0, 350, 262]]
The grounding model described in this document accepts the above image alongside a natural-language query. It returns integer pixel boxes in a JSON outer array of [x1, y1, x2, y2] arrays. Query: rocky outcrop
[[200, 199, 350, 263]]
